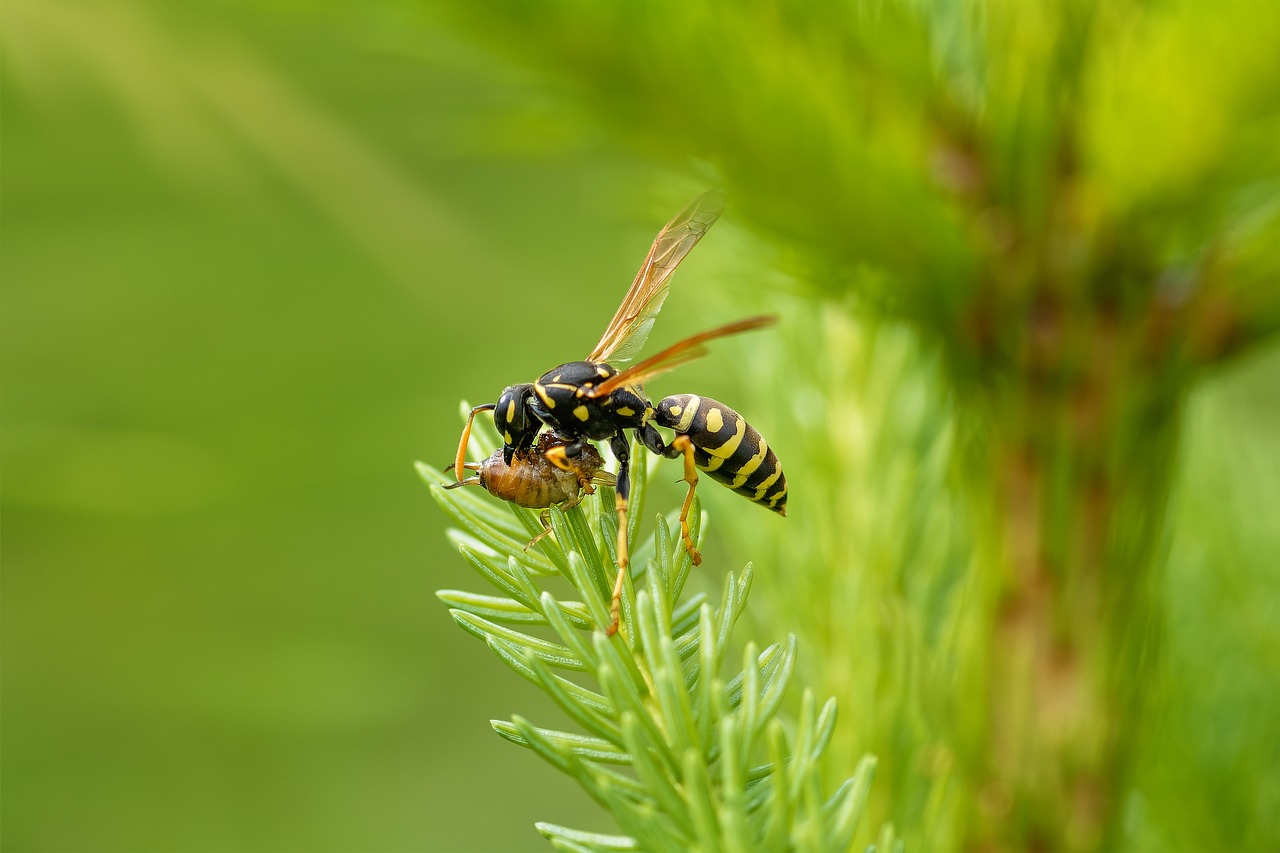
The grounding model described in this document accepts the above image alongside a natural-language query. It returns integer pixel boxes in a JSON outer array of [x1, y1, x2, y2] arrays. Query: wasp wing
[[587, 190, 725, 366], [586, 316, 776, 398]]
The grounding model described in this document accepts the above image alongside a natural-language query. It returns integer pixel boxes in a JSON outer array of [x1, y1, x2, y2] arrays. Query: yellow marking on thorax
[[616, 406, 635, 417], [533, 384, 555, 409], [505, 399, 516, 423], [573, 405, 590, 422]]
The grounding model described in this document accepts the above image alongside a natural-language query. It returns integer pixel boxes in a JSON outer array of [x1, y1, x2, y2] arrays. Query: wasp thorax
[[536, 360, 617, 389], [532, 361, 621, 441]]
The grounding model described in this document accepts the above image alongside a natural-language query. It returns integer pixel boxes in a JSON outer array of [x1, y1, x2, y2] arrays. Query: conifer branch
[[421, 409, 875, 851]]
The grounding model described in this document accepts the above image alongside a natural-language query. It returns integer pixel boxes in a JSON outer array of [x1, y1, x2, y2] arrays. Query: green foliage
[[694, 300, 971, 852], [438, 0, 1280, 366], [423, 419, 875, 851], [6, 1, 1277, 851], [424, 2, 1280, 850]]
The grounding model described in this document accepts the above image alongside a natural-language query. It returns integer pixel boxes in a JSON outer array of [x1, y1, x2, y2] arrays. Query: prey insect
[[445, 432, 615, 549], [452, 191, 787, 635]]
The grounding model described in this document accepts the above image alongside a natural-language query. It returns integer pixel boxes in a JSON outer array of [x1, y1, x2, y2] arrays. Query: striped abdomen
[[654, 394, 787, 515]]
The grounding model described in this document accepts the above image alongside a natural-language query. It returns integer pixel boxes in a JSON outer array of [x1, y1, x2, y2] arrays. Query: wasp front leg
[[542, 437, 584, 474], [542, 432, 632, 636], [637, 423, 703, 568]]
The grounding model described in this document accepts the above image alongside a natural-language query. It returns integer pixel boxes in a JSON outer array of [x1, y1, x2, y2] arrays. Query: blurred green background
[[3, 2, 1278, 852], [1, 3, 653, 850]]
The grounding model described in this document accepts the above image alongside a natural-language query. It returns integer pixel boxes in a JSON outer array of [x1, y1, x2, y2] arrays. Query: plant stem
[[968, 319, 1182, 852]]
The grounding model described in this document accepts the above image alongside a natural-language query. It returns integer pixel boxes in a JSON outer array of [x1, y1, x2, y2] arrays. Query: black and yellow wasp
[[451, 191, 787, 634]]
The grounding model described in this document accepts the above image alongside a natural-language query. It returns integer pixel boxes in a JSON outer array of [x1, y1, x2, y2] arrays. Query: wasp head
[[494, 383, 536, 463]]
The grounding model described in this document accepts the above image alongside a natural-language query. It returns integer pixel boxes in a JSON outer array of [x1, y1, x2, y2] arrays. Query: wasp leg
[[541, 434, 627, 635], [605, 431, 632, 637], [454, 404, 496, 483], [670, 435, 703, 567], [542, 441, 597, 496], [543, 437, 585, 472], [543, 441, 599, 508], [636, 423, 702, 567]]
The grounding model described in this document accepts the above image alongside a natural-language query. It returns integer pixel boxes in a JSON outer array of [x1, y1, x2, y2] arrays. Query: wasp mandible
[[452, 192, 787, 635]]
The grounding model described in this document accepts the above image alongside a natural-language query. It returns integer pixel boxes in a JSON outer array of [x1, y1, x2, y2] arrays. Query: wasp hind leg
[[669, 435, 703, 567], [637, 424, 703, 568]]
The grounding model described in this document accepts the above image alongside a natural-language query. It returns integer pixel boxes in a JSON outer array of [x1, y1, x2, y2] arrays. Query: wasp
[[452, 191, 787, 635]]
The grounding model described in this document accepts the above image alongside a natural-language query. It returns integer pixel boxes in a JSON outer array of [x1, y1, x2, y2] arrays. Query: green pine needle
[[421, 407, 875, 851]]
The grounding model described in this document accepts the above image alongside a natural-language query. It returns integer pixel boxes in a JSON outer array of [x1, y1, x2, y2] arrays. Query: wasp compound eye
[[493, 383, 535, 451]]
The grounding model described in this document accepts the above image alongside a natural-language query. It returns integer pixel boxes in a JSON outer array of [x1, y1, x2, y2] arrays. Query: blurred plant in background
[[436, 1, 1280, 850], [3, 1, 1277, 851]]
